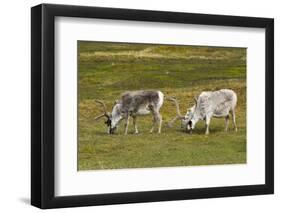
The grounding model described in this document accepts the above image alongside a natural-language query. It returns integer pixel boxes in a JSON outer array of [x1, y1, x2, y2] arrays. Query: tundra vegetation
[[78, 41, 246, 170]]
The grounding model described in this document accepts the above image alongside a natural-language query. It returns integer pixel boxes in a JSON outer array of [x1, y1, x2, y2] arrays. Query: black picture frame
[[31, 3, 274, 209]]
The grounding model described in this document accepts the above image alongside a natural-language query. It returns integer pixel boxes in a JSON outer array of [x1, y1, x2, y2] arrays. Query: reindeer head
[[94, 100, 123, 134], [182, 105, 195, 129], [185, 98, 198, 133]]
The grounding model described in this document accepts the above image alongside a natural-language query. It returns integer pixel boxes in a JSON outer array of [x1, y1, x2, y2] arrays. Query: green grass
[[78, 41, 247, 170]]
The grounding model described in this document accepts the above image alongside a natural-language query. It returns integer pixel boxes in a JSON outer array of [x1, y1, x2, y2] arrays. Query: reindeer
[[168, 89, 238, 135], [94, 90, 164, 134]]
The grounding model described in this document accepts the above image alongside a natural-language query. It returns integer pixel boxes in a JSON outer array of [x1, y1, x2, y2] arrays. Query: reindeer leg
[[124, 115, 130, 135], [150, 114, 157, 133], [157, 113, 162, 134], [225, 115, 230, 132], [231, 109, 238, 132], [205, 116, 211, 135], [132, 116, 138, 134], [148, 105, 156, 133]]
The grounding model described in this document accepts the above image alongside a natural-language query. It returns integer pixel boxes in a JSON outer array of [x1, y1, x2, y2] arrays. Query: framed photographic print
[[31, 3, 274, 209]]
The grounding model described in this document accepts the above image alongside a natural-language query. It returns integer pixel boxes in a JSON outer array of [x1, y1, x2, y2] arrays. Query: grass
[[78, 41, 247, 171]]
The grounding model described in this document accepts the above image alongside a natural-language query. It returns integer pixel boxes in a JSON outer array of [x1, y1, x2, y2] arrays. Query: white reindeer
[[168, 89, 238, 135], [94, 90, 164, 134]]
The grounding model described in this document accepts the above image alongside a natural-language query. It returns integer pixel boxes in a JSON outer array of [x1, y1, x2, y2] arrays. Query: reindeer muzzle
[[109, 127, 116, 134]]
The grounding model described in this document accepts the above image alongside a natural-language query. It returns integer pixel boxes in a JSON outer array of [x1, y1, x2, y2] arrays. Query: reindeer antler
[[95, 100, 108, 113], [94, 100, 110, 120], [166, 97, 185, 127]]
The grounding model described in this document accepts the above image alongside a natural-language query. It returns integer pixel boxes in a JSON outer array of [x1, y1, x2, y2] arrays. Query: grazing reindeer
[[168, 89, 238, 135], [94, 90, 164, 134]]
